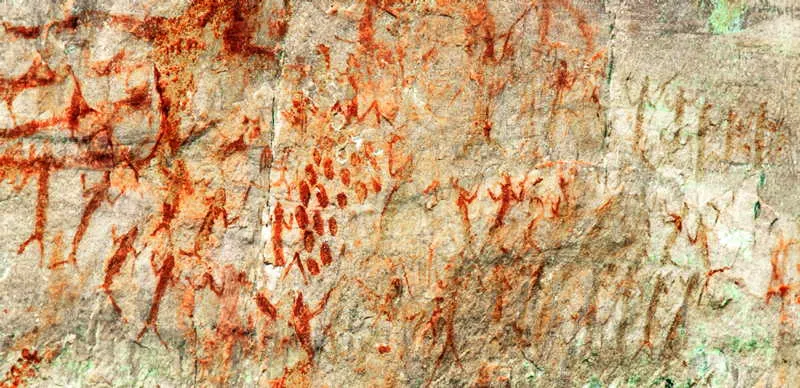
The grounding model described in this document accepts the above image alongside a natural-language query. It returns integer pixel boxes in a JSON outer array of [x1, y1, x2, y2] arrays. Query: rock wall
[[1, 0, 799, 386]]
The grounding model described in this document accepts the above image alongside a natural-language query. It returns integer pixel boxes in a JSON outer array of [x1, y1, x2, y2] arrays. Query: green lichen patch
[[708, 0, 747, 34]]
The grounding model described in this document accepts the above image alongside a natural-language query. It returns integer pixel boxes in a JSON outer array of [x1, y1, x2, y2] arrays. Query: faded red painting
[[1, 0, 799, 386]]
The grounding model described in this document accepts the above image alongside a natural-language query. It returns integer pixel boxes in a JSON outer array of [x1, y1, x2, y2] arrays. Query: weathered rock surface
[[1, 0, 798, 386]]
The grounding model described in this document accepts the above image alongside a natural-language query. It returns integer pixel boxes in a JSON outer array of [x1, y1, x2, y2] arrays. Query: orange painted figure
[[102, 226, 139, 316]]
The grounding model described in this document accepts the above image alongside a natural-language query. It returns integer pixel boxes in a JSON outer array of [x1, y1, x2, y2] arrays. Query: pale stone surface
[[0, 0, 798, 386]]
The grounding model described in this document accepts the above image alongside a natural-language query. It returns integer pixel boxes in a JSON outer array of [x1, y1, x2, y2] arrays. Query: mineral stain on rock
[[1, 0, 799, 386]]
